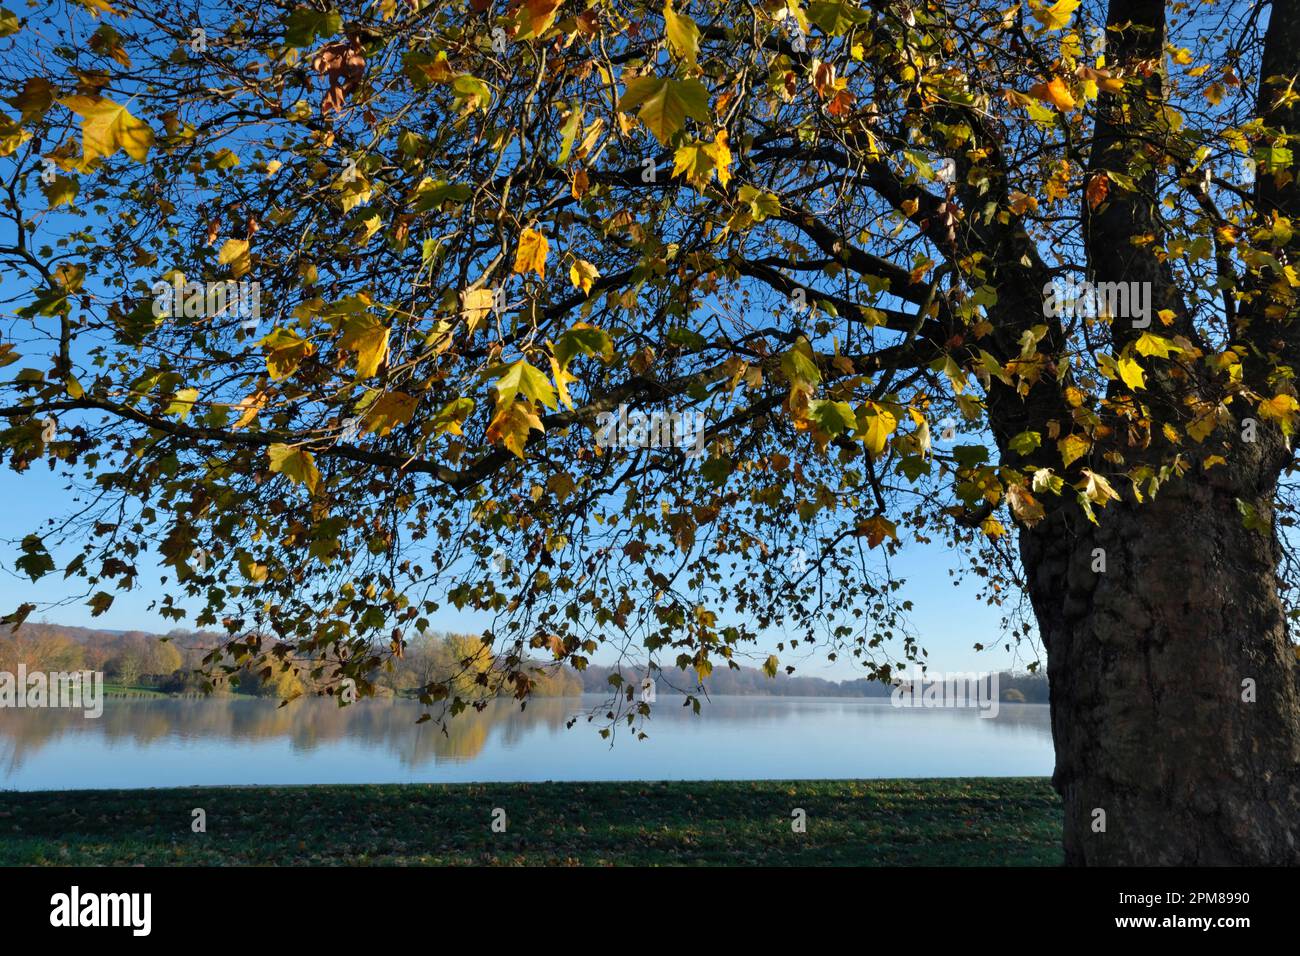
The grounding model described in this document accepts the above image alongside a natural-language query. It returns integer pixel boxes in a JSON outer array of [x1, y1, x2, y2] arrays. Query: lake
[[0, 695, 1054, 790]]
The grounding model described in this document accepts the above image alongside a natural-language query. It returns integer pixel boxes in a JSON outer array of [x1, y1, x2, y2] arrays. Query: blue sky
[[0, 457, 1032, 680]]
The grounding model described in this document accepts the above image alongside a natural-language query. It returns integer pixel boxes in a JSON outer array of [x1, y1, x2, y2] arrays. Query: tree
[[0, 0, 1298, 863], [108, 649, 142, 689]]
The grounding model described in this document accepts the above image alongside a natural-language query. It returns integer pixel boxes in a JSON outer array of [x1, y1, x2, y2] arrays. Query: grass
[[0, 777, 1063, 866]]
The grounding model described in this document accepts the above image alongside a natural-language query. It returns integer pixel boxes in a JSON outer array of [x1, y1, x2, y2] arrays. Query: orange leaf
[[1086, 173, 1110, 211], [1029, 77, 1076, 112]]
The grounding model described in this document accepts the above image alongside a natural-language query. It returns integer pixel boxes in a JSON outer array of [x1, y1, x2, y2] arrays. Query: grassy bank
[[0, 778, 1062, 866]]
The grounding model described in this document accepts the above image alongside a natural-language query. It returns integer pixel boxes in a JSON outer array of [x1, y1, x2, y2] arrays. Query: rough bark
[[1001, 0, 1300, 864], [1020, 454, 1300, 864]]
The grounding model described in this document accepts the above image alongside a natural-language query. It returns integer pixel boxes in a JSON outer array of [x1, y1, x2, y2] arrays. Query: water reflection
[[0, 695, 1055, 790]]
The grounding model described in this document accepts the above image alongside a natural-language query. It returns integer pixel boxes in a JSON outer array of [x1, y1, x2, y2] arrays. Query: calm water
[[0, 695, 1054, 790]]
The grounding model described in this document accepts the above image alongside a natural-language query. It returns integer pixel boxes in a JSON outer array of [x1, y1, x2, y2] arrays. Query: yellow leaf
[[1258, 393, 1299, 433], [58, 95, 154, 162], [232, 389, 269, 429], [340, 315, 391, 379], [494, 358, 557, 411], [550, 356, 579, 409], [1116, 354, 1146, 390], [1058, 433, 1090, 468], [1031, 0, 1079, 31], [1078, 468, 1120, 507], [165, 387, 199, 421], [364, 391, 418, 436], [663, 0, 700, 63], [856, 402, 898, 458], [259, 328, 314, 381], [267, 443, 320, 493], [1187, 407, 1220, 442], [514, 227, 549, 278], [569, 259, 599, 294], [217, 238, 251, 278], [486, 399, 543, 457], [460, 288, 495, 334]]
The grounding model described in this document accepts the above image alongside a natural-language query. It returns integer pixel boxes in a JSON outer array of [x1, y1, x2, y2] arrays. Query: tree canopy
[[2, 0, 1297, 727]]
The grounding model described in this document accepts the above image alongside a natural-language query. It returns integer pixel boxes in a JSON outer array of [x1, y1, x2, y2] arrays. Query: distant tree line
[[3, 624, 1048, 703], [1, 625, 582, 701], [581, 663, 1050, 702]]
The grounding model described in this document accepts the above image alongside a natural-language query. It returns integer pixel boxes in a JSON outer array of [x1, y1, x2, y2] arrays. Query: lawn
[[0, 777, 1063, 866]]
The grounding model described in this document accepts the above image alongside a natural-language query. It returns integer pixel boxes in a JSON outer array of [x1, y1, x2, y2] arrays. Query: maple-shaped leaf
[[58, 95, 155, 162], [486, 399, 543, 457], [284, 6, 341, 48], [554, 322, 613, 367], [259, 328, 315, 381], [340, 315, 391, 379], [617, 76, 710, 145], [663, 1, 701, 63], [516, 0, 563, 37], [165, 387, 199, 421], [87, 590, 114, 616], [493, 358, 557, 410], [513, 227, 549, 278], [7, 77, 53, 122], [1031, 0, 1079, 31], [431, 397, 475, 436], [1058, 433, 1091, 468], [855, 515, 898, 548], [364, 391, 418, 436], [268, 443, 321, 493], [855, 402, 898, 458], [569, 259, 599, 293]]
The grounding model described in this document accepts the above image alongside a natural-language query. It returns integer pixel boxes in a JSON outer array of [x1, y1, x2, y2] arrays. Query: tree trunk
[[1020, 468, 1300, 864]]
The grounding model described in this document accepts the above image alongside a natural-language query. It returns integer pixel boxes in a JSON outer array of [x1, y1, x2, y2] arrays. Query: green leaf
[[15, 534, 54, 582], [618, 76, 710, 145], [1008, 430, 1042, 456], [283, 6, 341, 47], [493, 359, 558, 411], [554, 323, 613, 367], [807, 0, 870, 35], [780, 337, 823, 388], [808, 399, 856, 436]]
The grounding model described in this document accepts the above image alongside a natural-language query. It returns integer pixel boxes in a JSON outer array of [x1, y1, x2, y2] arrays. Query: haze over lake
[[0, 695, 1054, 791]]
